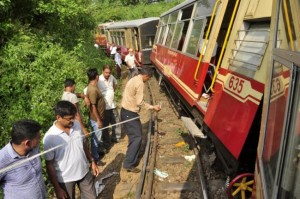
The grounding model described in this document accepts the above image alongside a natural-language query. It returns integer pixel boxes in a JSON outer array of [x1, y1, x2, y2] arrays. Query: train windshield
[[261, 61, 292, 198], [277, 66, 300, 198], [261, 0, 300, 198]]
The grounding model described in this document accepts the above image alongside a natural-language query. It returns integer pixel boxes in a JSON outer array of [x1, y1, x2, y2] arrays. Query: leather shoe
[[125, 167, 141, 173]]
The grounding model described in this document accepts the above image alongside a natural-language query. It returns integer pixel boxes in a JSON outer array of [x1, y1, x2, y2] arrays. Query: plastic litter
[[154, 168, 168, 178], [175, 141, 186, 147], [95, 171, 119, 196], [184, 155, 196, 162]]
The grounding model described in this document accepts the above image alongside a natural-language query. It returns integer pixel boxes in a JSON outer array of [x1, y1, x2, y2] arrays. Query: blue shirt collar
[[6, 142, 36, 159]]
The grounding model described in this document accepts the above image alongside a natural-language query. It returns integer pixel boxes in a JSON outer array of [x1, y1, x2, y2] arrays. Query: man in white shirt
[[125, 48, 141, 80], [98, 65, 121, 147], [114, 47, 122, 79], [109, 43, 117, 59], [43, 101, 99, 199]]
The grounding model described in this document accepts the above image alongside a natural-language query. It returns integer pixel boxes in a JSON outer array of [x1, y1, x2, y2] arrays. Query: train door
[[256, 0, 300, 198]]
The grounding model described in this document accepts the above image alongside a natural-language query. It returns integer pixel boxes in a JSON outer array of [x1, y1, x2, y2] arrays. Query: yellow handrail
[[282, 0, 295, 51], [209, 0, 241, 93], [194, 0, 221, 81]]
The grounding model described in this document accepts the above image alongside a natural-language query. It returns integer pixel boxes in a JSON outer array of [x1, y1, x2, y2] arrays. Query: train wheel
[[226, 173, 254, 199]]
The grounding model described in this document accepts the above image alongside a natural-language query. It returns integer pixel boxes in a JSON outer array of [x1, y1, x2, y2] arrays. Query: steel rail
[[144, 115, 158, 199], [135, 81, 155, 199], [193, 139, 209, 199]]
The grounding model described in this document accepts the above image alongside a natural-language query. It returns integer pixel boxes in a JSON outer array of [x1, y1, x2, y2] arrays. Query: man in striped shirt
[[0, 120, 47, 199]]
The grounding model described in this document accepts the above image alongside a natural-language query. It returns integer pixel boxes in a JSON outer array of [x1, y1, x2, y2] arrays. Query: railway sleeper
[[154, 182, 198, 193]]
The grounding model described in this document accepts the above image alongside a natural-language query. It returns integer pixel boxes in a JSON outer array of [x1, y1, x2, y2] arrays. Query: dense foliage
[[0, 0, 183, 197], [91, 0, 184, 22], [0, 0, 111, 147]]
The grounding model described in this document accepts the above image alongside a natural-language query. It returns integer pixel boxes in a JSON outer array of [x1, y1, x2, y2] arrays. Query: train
[[95, 22, 113, 50], [96, 0, 299, 197], [149, 0, 300, 198], [96, 17, 159, 65]]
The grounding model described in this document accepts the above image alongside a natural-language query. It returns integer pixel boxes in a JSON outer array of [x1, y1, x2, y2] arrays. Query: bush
[[0, 29, 113, 147]]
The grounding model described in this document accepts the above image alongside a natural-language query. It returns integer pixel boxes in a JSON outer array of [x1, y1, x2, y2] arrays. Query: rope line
[[0, 116, 140, 174]]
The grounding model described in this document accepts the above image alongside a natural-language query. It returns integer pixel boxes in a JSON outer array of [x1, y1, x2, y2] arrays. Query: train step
[[181, 116, 207, 139]]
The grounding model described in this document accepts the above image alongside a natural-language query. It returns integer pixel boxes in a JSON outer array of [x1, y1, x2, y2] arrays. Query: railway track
[[135, 74, 227, 199], [96, 71, 227, 199]]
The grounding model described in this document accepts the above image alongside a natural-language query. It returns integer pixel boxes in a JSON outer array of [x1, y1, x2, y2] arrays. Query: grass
[[175, 128, 188, 136]]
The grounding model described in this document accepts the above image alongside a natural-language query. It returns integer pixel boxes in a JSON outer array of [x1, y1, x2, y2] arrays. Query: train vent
[[228, 22, 270, 77]]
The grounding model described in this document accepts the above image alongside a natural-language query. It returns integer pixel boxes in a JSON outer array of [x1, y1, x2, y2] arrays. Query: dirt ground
[[94, 73, 150, 199]]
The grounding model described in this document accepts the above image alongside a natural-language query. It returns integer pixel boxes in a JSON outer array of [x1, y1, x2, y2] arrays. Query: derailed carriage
[[150, 0, 300, 198], [105, 17, 159, 65]]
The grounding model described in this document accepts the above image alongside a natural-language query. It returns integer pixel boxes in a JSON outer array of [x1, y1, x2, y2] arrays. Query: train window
[[277, 65, 300, 198], [186, 18, 206, 56], [111, 32, 115, 44], [194, 0, 216, 18], [159, 25, 167, 44], [181, 5, 193, 20], [171, 22, 184, 50], [262, 61, 291, 198], [228, 22, 270, 78], [141, 35, 155, 49], [121, 32, 125, 46], [100, 28, 105, 35], [276, 0, 300, 52], [116, 32, 119, 45], [154, 23, 162, 44], [165, 24, 176, 47], [169, 11, 178, 23], [161, 15, 169, 25], [131, 29, 137, 49], [105, 32, 109, 43], [164, 11, 178, 48]]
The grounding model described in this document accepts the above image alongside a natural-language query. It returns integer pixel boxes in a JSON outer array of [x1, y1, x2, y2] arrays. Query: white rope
[[0, 116, 140, 174]]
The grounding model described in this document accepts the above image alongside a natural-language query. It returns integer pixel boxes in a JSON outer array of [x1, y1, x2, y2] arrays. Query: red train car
[[151, 0, 272, 176], [151, 0, 269, 196], [151, 0, 300, 198]]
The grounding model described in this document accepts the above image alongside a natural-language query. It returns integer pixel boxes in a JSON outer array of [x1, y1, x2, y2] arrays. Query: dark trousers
[[121, 108, 142, 169], [59, 172, 96, 199], [102, 109, 121, 147], [127, 67, 138, 80], [115, 64, 121, 79]]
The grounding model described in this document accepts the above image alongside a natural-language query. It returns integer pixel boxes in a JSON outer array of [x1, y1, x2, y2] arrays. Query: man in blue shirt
[[0, 119, 47, 199]]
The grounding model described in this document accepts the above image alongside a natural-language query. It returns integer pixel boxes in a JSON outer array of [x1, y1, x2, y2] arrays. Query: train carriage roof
[[161, 0, 196, 17], [106, 17, 159, 29], [98, 22, 114, 28], [160, 0, 216, 17]]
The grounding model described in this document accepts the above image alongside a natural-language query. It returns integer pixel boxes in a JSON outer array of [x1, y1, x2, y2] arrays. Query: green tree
[[0, 0, 183, 197]]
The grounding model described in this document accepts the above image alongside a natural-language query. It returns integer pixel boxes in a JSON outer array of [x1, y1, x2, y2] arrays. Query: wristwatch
[[90, 158, 95, 163]]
